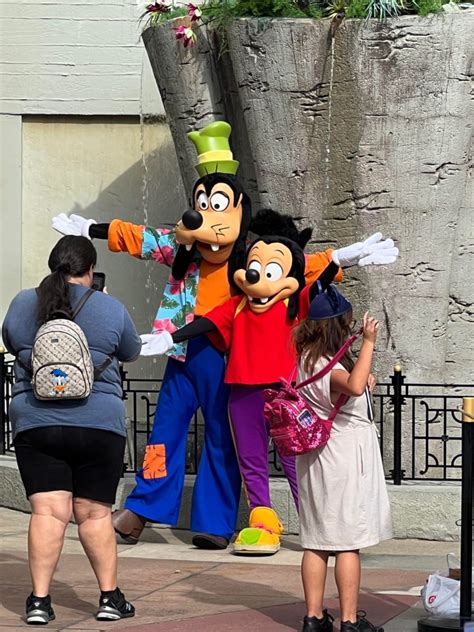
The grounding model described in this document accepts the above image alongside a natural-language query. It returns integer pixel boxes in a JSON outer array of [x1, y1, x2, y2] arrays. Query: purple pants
[[228, 384, 299, 511]]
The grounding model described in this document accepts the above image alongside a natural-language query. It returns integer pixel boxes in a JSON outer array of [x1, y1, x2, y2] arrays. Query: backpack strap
[[72, 288, 95, 320], [295, 328, 363, 390], [327, 392, 349, 422], [93, 356, 113, 380], [72, 288, 113, 380]]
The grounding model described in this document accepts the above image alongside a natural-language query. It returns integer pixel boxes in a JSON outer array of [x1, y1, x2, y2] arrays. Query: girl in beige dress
[[293, 286, 392, 632]]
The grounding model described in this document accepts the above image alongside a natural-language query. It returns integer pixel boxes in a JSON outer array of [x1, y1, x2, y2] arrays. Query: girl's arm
[[330, 312, 379, 397]]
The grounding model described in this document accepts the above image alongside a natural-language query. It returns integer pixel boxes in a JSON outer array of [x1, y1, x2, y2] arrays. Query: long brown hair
[[293, 310, 355, 375], [37, 236, 97, 324]]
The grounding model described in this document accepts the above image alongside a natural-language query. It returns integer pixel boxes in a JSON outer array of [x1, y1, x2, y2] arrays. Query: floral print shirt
[[141, 227, 200, 361]]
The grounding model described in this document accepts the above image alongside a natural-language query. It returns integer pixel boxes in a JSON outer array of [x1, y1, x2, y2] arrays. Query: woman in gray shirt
[[2, 236, 141, 625]]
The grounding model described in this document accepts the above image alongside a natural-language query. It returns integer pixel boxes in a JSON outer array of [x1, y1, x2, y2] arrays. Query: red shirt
[[206, 287, 310, 385]]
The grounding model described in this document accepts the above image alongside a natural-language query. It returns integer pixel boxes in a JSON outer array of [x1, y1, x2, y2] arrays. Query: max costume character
[[52, 122, 340, 549], [144, 210, 399, 554]]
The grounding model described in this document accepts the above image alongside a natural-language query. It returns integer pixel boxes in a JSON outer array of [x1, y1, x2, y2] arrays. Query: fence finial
[[462, 397, 474, 423]]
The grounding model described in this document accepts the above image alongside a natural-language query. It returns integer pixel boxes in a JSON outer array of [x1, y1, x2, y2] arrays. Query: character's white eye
[[210, 192, 229, 212], [264, 262, 283, 281], [248, 260, 262, 274], [196, 192, 209, 211]]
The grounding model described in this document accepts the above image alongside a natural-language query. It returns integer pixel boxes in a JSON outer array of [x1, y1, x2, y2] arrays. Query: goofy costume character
[[52, 122, 339, 549], [142, 210, 399, 554]]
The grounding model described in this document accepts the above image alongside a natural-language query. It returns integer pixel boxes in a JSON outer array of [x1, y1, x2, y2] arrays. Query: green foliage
[[141, 0, 452, 32], [201, 0, 322, 19], [413, 0, 446, 15], [344, 0, 370, 16], [365, 0, 404, 17]]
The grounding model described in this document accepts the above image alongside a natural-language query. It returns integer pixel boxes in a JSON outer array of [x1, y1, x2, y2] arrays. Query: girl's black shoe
[[340, 610, 383, 632], [302, 609, 334, 631], [26, 594, 55, 625], [96, 587, 135, 621]]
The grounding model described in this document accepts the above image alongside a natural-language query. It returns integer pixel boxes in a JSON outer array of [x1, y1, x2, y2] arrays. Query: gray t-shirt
[[2, 284, 141, 438]]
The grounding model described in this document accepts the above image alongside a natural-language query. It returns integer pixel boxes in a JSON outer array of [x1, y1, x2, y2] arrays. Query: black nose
[[182, 209, 203, 230], [246, 269, 260, 284]]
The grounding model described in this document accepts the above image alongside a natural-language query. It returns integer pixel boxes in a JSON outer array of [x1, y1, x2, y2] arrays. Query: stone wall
[[143, 12, 473, 384]]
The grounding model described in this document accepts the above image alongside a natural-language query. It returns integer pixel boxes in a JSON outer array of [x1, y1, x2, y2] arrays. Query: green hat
[[188, 121, 239, 178]]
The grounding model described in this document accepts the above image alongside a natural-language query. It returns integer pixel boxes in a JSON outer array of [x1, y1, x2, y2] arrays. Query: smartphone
[[92, 272, 106, 292]]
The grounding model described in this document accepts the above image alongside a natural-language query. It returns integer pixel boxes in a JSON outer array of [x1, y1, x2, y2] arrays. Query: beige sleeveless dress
[[296, 357, 393, 551]]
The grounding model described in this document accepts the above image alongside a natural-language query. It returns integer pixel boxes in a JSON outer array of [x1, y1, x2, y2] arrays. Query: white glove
[[52, 213, 97, 239], [140, 331, 174, 356], [332, 233, 399, 267]]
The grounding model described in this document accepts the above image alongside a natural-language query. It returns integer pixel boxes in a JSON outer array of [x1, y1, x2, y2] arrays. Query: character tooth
[[185, 244, 193, 251], [260, 297, 269, 304], [211, 244, 220, 252]]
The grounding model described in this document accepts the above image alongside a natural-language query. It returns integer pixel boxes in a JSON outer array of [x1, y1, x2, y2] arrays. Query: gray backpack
[[29, 289, 108, 401]]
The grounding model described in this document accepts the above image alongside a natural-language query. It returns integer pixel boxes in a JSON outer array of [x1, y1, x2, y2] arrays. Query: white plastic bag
[[421, 574, 460, 616]]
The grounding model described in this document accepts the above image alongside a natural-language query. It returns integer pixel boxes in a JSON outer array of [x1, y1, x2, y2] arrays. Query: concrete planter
[[142, 13, 473, 382]]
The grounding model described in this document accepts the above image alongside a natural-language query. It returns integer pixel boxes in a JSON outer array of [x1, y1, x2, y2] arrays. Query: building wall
[[21, 117, 186, 332], [0, 0, 161, 116], [0, 1, 186, 368]]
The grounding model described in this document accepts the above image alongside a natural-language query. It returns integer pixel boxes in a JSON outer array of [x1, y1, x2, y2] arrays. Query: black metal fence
[[1, 351, 473, 485]]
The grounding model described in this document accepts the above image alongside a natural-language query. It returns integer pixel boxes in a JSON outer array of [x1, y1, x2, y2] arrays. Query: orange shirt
[[195, 260, 233, 316]]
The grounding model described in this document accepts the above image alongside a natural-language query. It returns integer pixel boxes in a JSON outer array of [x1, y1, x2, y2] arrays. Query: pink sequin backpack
[[263, 330, 362, 457]]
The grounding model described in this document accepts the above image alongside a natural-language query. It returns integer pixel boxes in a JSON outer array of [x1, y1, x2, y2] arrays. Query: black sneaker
[[25, 594, 55, 625], [340, 611, 383, 632], [302, 610, 334, 631], [96, 587, 135, 621]]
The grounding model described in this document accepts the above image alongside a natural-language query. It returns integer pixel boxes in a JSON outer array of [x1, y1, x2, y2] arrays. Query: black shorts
[[14, 426, 126, 504]]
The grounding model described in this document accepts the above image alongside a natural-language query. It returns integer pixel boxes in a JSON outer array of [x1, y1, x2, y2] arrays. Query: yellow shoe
[[249, 506, 284, 535], [233, 527, 281, 555]]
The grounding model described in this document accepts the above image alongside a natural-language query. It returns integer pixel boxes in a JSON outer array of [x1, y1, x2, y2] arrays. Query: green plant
[[365, 0, 404, 17], [203, 0, 323, 19], [140, 0, 452, 38], [344, 0, 371, 16], [413, 0, 448, 14], [324, 0, 347, 17]]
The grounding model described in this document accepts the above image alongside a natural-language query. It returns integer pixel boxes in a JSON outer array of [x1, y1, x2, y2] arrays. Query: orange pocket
[[142, 444, 167, 479]]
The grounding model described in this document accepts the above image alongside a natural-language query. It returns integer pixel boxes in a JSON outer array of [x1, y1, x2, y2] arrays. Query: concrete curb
[[0, 455, 460, 540]]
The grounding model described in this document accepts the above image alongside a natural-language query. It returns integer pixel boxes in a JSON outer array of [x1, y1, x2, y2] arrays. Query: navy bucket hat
[[308, 285, 352, 321]]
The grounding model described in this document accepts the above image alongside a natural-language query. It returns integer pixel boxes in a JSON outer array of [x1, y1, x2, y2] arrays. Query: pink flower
[[152, 244, 174, 265], [169, 278, 186, 295], [175, 354, 187, 362], [145, 1, 171, 14], [185, 313, 194, 325], [187, 262, 198, 275], [174, 25, 197, 48], [187, 3, 202, 21], [152, 319, 177, 335]]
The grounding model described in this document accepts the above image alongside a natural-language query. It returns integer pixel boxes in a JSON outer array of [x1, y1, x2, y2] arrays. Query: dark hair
[[293, 310, 355, 374], [171, 173, 252, 285], [36, 236, 97, 324], [249, 209, 313, 249]]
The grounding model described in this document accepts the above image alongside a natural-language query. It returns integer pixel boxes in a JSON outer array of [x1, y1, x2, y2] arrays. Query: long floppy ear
[[287, 292, 300, 320], [228, 190, 253, 290], [298, 227, 313, 249], [171, 244, 197, 280]]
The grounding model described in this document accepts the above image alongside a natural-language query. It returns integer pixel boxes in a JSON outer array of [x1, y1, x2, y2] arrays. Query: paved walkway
[[0, 508, 459, 631]]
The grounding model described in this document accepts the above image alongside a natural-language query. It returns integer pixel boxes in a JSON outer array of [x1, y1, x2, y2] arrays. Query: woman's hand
[[362, 312, 379, 343]]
